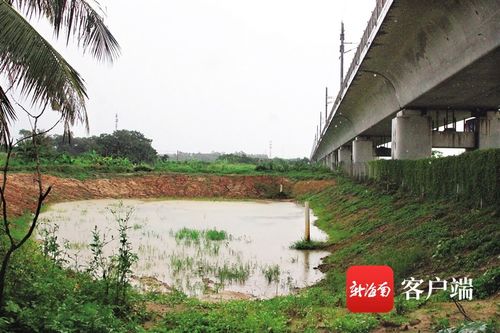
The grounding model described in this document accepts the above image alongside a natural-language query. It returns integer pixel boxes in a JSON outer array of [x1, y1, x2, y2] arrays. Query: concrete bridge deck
[[312, 0, 500, 164]]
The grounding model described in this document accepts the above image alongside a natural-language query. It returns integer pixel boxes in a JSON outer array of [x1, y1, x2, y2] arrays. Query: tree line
[[13, 129, 314, 168], [14, 129, 161, 164]]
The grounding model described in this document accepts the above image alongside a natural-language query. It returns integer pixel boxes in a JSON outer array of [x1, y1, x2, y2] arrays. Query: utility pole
[[269, 141, 272, 159], [115, 113, 118, 131], [340, 21, 345, 87], [320, 112, 322, 131], [325, 86, 332, 121], [339, 22, 354, 88], [325, 87, 329, 121]]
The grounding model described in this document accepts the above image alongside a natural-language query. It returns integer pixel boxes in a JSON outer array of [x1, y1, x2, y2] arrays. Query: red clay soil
[[291, 179, 336, 197], [1, 173, 304, 217]]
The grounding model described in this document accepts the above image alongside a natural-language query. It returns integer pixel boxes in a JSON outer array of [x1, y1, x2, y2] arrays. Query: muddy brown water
[[39, 199, 329, 299]]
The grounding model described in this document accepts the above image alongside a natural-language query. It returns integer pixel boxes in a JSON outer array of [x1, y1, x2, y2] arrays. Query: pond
[[38, 199, 329, 299]]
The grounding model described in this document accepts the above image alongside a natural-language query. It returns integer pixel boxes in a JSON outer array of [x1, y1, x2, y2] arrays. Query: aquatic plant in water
[[262, 264, 281, 284]]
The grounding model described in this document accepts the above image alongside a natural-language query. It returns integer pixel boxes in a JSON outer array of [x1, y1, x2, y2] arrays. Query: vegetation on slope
[[303, 176, 499, 290], [2, 171, 498, 332], [369, 149, 500, 207]]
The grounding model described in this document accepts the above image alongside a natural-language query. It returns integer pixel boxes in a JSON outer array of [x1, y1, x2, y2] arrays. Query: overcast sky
[[13, 0, 375, 158]]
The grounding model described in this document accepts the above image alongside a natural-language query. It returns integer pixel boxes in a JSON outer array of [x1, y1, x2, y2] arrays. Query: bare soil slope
[[3, 174, 337, 217]]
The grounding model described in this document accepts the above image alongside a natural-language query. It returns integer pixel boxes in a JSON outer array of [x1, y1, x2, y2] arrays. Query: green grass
[[290, 239, 326, 250], [1, 153, 334, 180], [174, 228, 201, 242], [262, 264, 281, 284], [169, 254, 195, 275], [204, 229, 227, 241], [155, 161, 256, 175], [146, 287, 345, 333], [216, 262, 252, 284], [8, 214, 33, 240], [174, 228, 228, 243]]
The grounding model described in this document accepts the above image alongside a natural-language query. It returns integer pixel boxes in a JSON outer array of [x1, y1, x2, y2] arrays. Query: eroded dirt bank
[[2, 173, 334, 216]]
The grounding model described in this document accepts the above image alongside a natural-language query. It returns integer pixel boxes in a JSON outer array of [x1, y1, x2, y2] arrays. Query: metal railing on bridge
[[313, 0, 392, 156]]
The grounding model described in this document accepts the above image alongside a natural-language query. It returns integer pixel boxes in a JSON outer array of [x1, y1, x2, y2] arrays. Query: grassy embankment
[[1, 151, 499, 332]]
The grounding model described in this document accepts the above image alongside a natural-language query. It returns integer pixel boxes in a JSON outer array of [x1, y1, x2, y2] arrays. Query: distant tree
[[158, 154, 169, 162], [14, 129, 55, 161], [95, 130, 157, 163], [255, 157, 312, 172], [217, 153, 258, 164], [51, 134, 98, 156]]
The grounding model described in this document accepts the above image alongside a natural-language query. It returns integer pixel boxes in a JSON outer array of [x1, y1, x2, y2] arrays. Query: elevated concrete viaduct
[[311, 0, 500, 169]]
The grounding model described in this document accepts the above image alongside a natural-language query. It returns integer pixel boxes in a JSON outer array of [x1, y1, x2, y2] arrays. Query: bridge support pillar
[[326, 154, 332, 170], [478, 111, 500, 149], [391, 110, 432, 160], [352, 137, 374, 178], [337, 146, 352, 174], [352, 137, 374, 163], [329, 152, 336, 170]]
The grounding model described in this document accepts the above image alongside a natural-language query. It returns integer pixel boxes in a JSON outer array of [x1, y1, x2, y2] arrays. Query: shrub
[[474, 267, 500, 299]]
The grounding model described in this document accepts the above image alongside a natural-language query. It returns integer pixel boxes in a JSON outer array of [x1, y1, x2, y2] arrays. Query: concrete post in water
[[305, 201, 311, 242]]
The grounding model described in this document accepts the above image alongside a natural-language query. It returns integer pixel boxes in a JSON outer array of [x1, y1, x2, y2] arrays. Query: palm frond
[[11, 0, 120, 62], [0, 0, 88, 132], [0, 84, 16, 144]]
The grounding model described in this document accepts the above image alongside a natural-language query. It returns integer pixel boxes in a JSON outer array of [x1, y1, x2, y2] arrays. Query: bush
[[1, 242, 139, 332], [474, 267, 500, 299], [0, 205, 143, 332]]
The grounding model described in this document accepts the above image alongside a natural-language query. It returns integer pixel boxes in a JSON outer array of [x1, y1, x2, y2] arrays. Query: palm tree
[[0, 0, 120, 140], [0, 0, 119, 308]]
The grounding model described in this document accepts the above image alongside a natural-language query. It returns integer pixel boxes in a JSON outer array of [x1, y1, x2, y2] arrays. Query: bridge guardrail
[[314, 0, 392, 158]]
